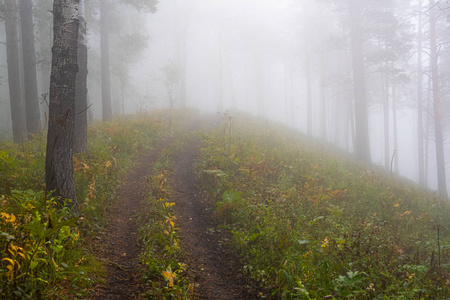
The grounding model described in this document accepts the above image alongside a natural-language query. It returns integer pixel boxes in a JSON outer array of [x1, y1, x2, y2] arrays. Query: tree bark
[[429, 0, 448, 197], [100, 0, 113, 122], [45, 0, 79, 213], [349, 0, 371, 163], [20, 0, 41, 139], [5, 0, 27, 143], [75, 0, 88, 154]]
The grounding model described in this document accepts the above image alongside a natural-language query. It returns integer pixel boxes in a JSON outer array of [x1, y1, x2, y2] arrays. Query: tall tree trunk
[[429, 0, 448, 197], [305, 44, 313, 135], [284, 59, 290, 124], [100, 0, 113, 122], [383, 72, 390, 169], [254, 54, 265, 118], [392, 83, 399, 174], [178, 28, 187, 108], [425, 77, 432, 188], [319, 50, 327, 140], [20, 0, 41, 139], [349, 0, 371, 163], [5, 0, 26, 143], [75, 0, 88, 154], [45, 0, 79, 213], [417, 0, 425, 186], [217, 33, 224, 111]]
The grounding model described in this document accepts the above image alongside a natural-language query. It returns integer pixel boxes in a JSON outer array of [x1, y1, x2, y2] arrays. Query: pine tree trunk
[[392, 83, 399, 174], [5, 0, 26, 143], [417, 0, 425, 186], [100, 0, 113, 122], [383, 72, 390, 170], [349, 0, 371, 163], [20, 0, 41, 139], [45, 0, 79, 213], [429, 0, 448, 198], [305, 44, 313, 135], [217, 33, 224, 111], [75, 0, 88, 154], [319, 51, 326, 140]]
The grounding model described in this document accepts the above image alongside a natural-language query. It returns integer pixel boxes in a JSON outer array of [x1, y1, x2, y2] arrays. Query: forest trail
[[93, 143, 167, 299], [173, 136, 260, 299], [93, 120, 262, 299]]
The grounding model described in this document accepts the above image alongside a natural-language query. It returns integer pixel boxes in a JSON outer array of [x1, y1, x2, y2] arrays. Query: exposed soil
[[172, 136, 261, 300], [92, 145, 164, 299], [93, 120, 263, 299]]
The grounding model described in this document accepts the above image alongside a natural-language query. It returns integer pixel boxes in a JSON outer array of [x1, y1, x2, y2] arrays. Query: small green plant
[[0, 191, 83, 298], [139, 136, 193, 299]]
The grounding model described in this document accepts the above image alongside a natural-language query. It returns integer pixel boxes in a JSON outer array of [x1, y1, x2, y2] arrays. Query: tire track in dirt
[[173, 135, 261, 300], [92, 143, 168, 300]]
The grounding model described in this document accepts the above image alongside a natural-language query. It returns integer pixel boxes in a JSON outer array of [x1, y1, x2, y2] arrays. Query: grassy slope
[[1, 110, 448, 299], [197, 113, 449, 299]]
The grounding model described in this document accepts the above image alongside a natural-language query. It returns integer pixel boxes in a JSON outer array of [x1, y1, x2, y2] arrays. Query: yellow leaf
[[162, 270, 176, 287], [2, 258, 15, 266]]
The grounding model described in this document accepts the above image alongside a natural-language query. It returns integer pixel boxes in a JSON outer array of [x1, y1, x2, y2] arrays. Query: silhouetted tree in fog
[[349, 0, 371, 163], [429, 0, 447, 197], [75, 0, 88, 154], [100, 0, 112, 122], [4, 0, 26, 143], [20, 0, 41, 139]]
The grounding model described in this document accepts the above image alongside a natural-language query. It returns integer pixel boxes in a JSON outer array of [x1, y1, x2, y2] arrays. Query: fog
[[1, 0, 449, 197]]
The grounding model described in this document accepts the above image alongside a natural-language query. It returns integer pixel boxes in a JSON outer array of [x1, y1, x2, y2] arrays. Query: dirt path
[[93, 145, 165, 299], [173, 137, 261, 300], [93, 119, 262, 299]]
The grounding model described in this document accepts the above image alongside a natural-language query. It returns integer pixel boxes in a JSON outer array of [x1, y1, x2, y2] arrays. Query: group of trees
[[1, 0, 157, 213], [314, 0, 449, 197], [165, 0, 449, 197], [1, 0, 449, 208]]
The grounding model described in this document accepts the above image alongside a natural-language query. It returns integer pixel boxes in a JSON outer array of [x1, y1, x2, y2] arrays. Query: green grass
[[138, 133, 193, 299], [0, 110, 194, 298], [197, 113, 450, 299], [1, 109, 448, 299]]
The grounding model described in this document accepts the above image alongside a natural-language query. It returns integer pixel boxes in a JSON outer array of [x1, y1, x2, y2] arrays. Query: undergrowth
[[197, 113, 450, 299], [0, 110, 186, 298], [139, 131, 193, 299]]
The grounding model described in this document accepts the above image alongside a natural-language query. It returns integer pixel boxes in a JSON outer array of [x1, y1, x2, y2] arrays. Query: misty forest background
[[1, 0, 450, 197]]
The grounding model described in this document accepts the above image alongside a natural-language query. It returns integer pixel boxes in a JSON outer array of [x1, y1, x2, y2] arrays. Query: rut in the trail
[[93, 145, 165, 300], [173, 137, 261, 300], [93, 117, 262, 299]]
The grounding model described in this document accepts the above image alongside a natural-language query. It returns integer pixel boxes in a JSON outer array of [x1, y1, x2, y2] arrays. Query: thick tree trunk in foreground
[[20, 0, 41, 139], [5, 0, 26, 143], [349, 0, 371, 163], [75, 0, 88, 154], [100, 0, 113, 122], [429, 0, 448, 198], [45, 0, 79, 213]]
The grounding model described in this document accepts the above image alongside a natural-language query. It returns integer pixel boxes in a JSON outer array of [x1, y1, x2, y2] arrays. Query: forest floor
[[92, 124, 262, 299]]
